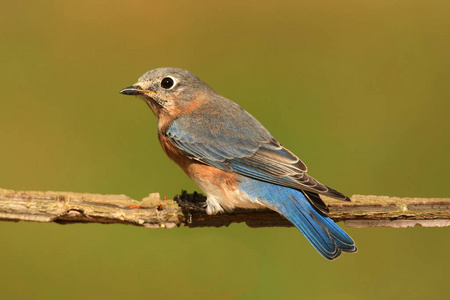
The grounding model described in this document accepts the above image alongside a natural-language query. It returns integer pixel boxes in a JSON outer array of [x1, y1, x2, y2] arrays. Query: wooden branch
[[0, 187, 449, 229]]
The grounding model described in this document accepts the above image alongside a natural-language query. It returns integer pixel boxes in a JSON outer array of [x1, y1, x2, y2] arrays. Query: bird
[[120, 67, 357, 260]]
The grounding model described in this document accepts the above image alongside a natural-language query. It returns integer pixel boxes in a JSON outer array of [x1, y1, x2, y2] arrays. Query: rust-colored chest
[[158, 133, 192, 171]]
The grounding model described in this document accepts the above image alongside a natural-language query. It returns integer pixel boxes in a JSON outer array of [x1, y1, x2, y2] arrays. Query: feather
[[238, 176, 356, 260], [165, 112, 349, 202]]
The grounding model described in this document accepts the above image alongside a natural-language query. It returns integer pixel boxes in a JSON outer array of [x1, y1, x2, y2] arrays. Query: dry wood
[[0, 187, 448, 229]]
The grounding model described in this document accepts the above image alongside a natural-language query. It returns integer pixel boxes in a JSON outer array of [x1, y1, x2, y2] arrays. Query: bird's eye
[[161, 77, 175, 89]]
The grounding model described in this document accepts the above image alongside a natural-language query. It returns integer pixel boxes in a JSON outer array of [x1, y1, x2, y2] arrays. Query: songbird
[[120, 68, 357, 260]]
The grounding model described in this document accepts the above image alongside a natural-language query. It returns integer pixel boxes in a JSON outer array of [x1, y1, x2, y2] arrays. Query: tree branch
[[0, 187, 448, 229]]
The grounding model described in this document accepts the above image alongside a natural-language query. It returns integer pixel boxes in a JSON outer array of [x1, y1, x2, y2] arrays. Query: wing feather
[[166, 114, 349, 205]]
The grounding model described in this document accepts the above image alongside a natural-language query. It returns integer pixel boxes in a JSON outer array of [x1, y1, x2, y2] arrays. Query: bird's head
[[120, 67, 214, 118]]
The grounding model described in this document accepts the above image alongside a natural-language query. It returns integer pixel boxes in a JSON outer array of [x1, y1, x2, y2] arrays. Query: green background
[[1, 1, 449, 299]]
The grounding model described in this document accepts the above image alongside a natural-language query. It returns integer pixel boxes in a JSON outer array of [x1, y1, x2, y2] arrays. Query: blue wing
[[165, 111, 349, 207]]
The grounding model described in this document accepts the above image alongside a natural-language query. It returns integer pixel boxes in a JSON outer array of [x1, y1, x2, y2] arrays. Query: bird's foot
[[174, 190, 207, 212]]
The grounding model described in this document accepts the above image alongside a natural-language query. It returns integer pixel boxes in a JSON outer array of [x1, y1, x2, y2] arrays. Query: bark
[[0, 187, 448, 229]]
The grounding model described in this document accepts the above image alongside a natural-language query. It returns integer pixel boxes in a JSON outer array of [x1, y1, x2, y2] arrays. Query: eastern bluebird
[[120, 68, 357, 260]]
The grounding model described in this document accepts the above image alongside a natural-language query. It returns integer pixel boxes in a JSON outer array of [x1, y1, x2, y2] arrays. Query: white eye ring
[[160, 76, 177, 90]]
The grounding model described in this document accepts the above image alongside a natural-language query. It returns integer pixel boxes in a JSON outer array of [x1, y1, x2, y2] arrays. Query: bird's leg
[[174, 190, 207, 212]]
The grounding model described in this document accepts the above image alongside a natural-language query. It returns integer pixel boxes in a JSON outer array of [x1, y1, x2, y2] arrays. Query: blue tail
[[239, 177, 357, 260], [276, 192, 357, 260]]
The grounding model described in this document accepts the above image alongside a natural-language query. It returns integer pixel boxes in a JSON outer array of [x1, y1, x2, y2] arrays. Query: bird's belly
[[187, 165, 268, 214], [193, 176, 268, 214]]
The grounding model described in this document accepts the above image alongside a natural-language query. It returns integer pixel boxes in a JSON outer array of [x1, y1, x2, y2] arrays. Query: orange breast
[[158, 133, 237, 190], [158, 134, 193, 173]]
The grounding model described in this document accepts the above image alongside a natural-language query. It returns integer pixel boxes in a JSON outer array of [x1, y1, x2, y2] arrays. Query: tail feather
[[237, 177, 357, 260], [276, 192, 357, 260]]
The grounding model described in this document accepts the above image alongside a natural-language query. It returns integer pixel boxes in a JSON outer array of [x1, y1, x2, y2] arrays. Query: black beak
[[120, 85, 143, 95]]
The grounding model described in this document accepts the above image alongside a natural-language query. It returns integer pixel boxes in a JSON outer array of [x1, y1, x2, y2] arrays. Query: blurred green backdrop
[[1, 1, 449, 299]]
